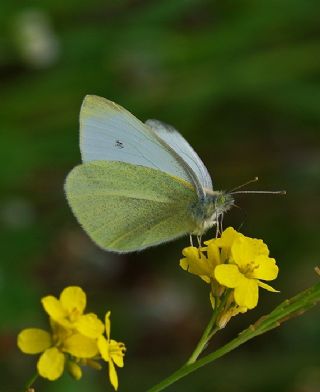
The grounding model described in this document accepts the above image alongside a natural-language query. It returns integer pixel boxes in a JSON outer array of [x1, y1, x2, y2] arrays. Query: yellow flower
[[18, 286, 127, 387], [17, 322, 98, 381], [215, 236, 279, 309], [180, 227, 242, 283], [17, 286, 104, 381], [180, 227, 279, 313], [97, 312, 126, 391], [41, 286, 104, 339]]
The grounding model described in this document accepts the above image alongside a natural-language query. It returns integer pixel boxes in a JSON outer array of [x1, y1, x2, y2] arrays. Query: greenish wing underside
[[65, 161, 198, 252]]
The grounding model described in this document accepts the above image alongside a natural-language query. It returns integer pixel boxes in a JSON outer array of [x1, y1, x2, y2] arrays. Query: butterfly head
[[190, 191, 234, 235], [214, 191, 234, 215]]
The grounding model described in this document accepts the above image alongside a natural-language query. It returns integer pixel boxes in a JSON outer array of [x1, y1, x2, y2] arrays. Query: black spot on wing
[[115, 140, 124, 149]]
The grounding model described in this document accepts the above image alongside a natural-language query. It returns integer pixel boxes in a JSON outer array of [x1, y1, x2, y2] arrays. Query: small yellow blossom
[[41, 286, 104, 339], [180, 227, 279, 312], [18, 286, 126, 389], [17, 321, 98, 380], [67, 360, 83, 380], [97, 312, 126, 391], [180, 246, 216, 283], [180, 227, 243, 283], [215, 235, 279, 309]]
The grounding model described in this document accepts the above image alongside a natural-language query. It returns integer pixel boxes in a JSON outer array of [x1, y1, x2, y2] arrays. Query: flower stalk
[[24, 372, 38, 392], [186, 289, 230, 365], [147, 281, 320, 392]]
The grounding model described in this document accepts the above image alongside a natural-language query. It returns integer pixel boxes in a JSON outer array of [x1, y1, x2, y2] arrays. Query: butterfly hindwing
[[65, 160, 198, 252]]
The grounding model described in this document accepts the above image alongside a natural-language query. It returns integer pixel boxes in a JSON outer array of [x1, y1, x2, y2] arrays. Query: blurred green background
[[1, 0, 320, 391]]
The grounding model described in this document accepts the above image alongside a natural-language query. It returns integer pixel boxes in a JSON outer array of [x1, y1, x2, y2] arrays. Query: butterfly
[[65, 95, 235, 253]]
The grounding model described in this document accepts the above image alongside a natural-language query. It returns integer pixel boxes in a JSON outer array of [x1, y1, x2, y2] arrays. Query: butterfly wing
[[80, 95, 197, 187], [65, 161, 198, 253], [145, 119, 213, 191]]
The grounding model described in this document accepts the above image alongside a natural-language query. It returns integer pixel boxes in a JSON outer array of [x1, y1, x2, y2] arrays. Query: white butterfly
[[65, 95, 234, 253]]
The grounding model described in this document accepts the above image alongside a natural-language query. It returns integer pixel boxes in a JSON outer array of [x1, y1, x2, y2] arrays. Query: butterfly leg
[[219, 213, 224, 235], [215, 206, 219, 238], [189, 234, 194, 247], [197, 235, 202, 248]]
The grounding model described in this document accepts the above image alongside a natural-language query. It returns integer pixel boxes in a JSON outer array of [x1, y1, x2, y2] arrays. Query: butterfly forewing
[[145, 119, 213, 192], [80, 95, 196, 187]]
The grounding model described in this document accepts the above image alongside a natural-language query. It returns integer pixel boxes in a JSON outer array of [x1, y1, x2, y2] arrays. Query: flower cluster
[[17, 286, 126, 390], [180, 227, 279, 327]]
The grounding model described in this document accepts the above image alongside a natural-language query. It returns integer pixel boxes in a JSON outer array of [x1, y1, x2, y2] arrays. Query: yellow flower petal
[[17, 328, 52, 354], [182, 246, 194, 257], [251, 256, 279, 281], [234, 278, 259, 309], [37, 347, 65, 380], [199, 276, 211, 284], [105, 311, 111, 341], [248, 238, 269, 257], [180, 247, 213, 281], [206, 242, 222, 267], [97, 335, 110, 362], [214, 227, 242, 248], [179, 257, 189, 271], [232, 236, 269, 268], [110, 341, 125, 367], [181, 247, 208, 269], [63, 333, 98, 358], [75, 313, 104, 339], [67, 361, 82, 380], [180, 257, 211, 283], [86, 358, 103, 370], [41, 295, 66, 322], [112, 353, 124, 368], [231, 237, 255, 267], [208, 227, 244, 262], [60, 286, 86, 316], [214, 264, 245, 288], [258, 281, 279, 292], [108, 359, 119, 391]]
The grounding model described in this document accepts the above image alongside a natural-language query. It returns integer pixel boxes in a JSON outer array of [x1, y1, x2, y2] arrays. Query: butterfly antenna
[[228, 177, 259, 193], [205, 178, 286, 196], [231, 190, 286, 195]]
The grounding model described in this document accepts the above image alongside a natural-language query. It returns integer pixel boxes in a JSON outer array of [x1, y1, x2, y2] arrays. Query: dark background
[[1, 1, 320, 391]]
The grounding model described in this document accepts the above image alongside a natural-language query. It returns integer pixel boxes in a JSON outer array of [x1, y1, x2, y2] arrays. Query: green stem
[[186, 290, 230, 365], [147, 281, 320, 392], [185, 313, 218, 366], [207, 326, 220, 341], [24, 372, 38, 392]]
